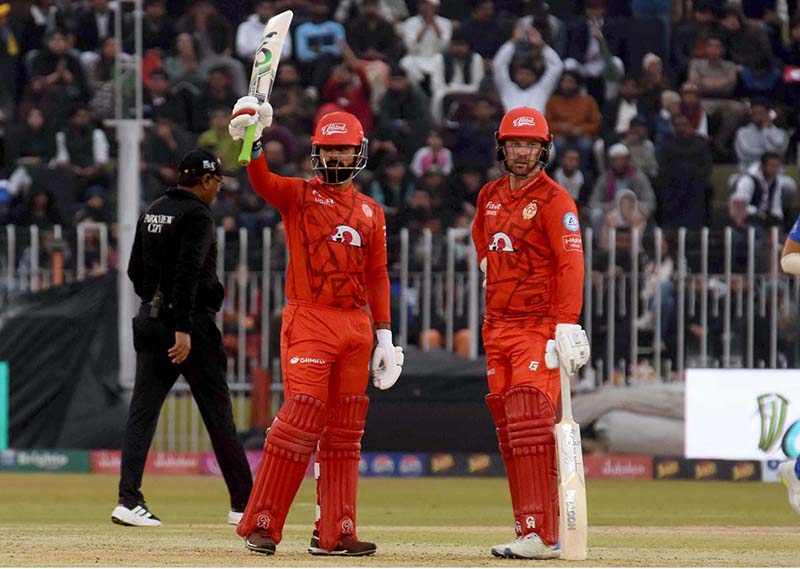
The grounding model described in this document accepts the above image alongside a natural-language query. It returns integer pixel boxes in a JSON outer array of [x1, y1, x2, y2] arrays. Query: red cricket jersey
[[471, 171, 584, 325], [247, 155, 390, 323]]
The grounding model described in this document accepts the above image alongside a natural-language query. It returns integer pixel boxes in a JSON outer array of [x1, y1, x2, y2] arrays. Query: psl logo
[[488, 232, 514, 252], [330, 225, 363, 247], [512, 116, 536, 127], [321, 122, 348, 136], [758, 393, 788, 452], [757, 393, 800, 457]]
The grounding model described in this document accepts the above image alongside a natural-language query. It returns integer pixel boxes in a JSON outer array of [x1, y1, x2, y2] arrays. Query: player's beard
[[320, 159, 354, 185]]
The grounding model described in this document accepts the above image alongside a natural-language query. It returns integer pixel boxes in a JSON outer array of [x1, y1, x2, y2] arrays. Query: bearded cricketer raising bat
[[237, 10, 293, 166]]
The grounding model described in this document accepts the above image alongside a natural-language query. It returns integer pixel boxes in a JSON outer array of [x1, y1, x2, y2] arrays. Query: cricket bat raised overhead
[[237, 10, 293, 166], [556, 364, 588, 560]]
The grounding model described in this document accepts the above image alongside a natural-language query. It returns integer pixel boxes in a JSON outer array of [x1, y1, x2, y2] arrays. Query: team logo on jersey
[[512, 116, 536, 127], [321, 122, 348, 136], [331, 224, 363, 247], [523, 200, 538, 220], [563, 212, 580, 231], [488, 232, 515, 252], [362, 202, 373, 218]]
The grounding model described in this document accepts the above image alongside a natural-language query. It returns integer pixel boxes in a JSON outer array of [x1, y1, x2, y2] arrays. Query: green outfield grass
[[0, 473, 798, 566]]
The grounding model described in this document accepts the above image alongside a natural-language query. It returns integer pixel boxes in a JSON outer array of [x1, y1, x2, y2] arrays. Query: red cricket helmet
[[311, 111, 365, 146], [495, 107, 553, 173], [310, 111, 369, 185]]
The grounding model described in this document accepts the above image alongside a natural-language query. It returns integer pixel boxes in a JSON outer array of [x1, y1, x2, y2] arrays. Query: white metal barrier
[[2, 221, 797, 448]]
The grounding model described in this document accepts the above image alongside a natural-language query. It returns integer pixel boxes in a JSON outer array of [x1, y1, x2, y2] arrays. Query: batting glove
[[554, 323, 590, 375], [372, 329, 404, 390], [544, 339, 559, 369], [228, 96, 273, 142]]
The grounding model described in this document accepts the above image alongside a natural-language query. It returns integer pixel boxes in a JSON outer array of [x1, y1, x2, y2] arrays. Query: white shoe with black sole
[[228, 510, 243, 525], [491, 533, 560, 559], [111, 503, 162, 527]]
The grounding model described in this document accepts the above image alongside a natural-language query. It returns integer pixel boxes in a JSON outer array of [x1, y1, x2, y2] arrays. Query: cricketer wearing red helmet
[[228, 96, 404, 556], [471, 107, 591, 559]]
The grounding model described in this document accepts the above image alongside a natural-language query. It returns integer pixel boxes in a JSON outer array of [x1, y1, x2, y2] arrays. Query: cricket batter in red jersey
[[227, 96, 404, 556], [471, 107, 590, 559]]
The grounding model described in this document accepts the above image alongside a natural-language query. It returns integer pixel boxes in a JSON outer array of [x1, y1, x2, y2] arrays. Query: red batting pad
[[237, 394, 326, 543], [316, 394, 369, 550], [487, 393, 523, 535], [505, 385, 558, 545]]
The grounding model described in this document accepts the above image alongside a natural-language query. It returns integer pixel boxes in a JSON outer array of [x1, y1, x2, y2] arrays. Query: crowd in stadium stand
[[3, 0, 800, 362], [1, 1, 800, 295]]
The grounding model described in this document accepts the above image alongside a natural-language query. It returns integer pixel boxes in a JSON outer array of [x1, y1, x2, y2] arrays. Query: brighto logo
[[290, 356, 327, 365], [757, 393, 800, 457]]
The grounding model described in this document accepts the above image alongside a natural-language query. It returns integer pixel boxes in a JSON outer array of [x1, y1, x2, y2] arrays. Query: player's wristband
[[252, 137, 263, 157]]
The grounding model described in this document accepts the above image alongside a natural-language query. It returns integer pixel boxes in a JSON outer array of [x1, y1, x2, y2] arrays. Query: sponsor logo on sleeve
[[563, 212, 580, 232], [362, 202, 373, 218], [563, 234, 583, 252]]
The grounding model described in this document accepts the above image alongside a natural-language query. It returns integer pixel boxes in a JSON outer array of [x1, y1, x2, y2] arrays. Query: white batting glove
[[480, 257, 487, 288], [372, 329, 404, 390], [228, 96, 273, 141], [544, 339, 559, 369], [554, 323, 590, 375]]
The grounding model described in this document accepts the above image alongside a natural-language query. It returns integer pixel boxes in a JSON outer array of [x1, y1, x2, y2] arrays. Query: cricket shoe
[[308, 530, 377, 556], [491, 533, 561, 559], [245, 529, 276, 555], [111, 503, 162, 527], [778, 459, 800, 515], [228, 510, 243, 525]]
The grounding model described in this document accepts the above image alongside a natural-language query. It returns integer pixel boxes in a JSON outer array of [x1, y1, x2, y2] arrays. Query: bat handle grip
[[238, 124, 257, 166]]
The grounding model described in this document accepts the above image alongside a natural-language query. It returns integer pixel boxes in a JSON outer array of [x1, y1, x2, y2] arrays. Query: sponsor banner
[[4, 450, 91, 472], [90, 450, 121, 474], [653, 457, 762, 481], [145, 452, 203, 475], [201, 451, 266, 477], [583, 455, 652, 480], [428, 453, 505, 477], [686, 369, 800, 460], [359, 452, 427, 477]]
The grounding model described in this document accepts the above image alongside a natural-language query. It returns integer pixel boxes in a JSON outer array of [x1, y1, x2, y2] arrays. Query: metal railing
[[2, 221, 796, 448]]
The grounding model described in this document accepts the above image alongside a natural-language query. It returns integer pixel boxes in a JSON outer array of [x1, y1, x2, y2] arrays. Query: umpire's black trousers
[[118, 306, 252, 510]]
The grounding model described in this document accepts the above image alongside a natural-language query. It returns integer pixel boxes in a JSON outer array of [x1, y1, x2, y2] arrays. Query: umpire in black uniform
[[111, 149, 252, 527]]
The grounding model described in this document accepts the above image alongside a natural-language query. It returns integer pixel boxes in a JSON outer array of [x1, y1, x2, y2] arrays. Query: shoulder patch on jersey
[[563, 212, 580, 232], [362, 202, 373, 218], [523, 200, 538, 220]]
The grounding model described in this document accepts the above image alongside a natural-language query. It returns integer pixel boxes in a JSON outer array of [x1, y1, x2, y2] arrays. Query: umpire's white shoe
[[228, 510, 243, 525], [491, 533, 560, 559], [111, 503, 162, 527], [778, 459, 800, 515]]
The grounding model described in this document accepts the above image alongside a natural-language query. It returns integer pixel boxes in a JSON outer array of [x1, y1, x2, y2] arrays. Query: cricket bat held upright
[[237, 10, 293, 166], [555, 364, 588, 560]]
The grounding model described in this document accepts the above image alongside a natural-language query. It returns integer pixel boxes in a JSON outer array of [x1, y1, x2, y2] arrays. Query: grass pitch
[[1, 473, 799, 566]]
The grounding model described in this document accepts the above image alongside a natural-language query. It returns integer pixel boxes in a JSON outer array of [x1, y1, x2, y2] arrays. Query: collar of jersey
[[507, 171, 546, 196]]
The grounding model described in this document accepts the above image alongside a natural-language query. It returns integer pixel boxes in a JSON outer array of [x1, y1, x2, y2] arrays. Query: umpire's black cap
[[178, 149, 228, 178]]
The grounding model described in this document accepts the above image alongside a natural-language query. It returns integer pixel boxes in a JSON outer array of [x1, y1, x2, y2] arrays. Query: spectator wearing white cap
[[588, 142, 655, 238]]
